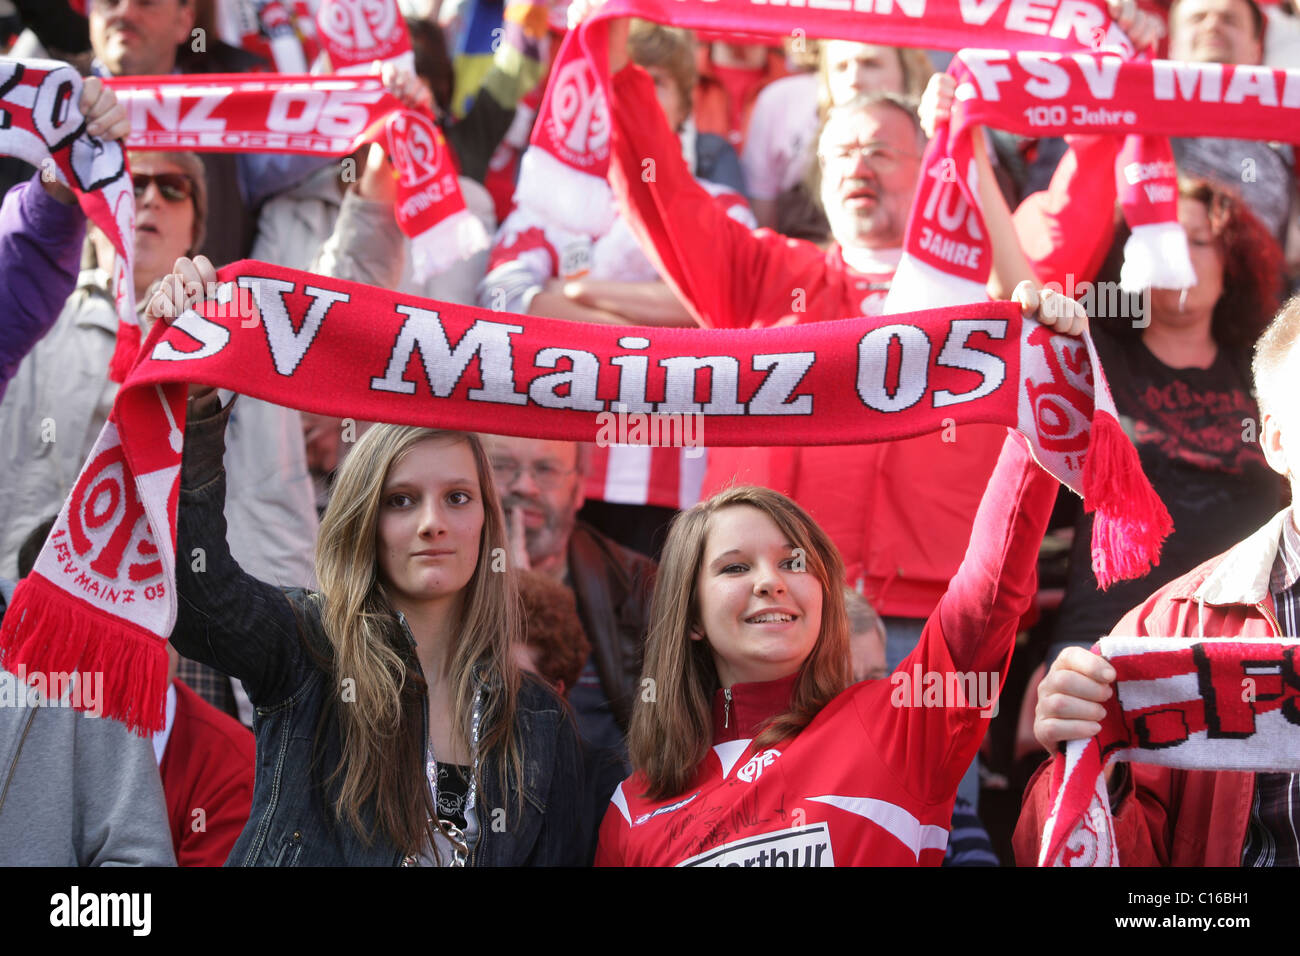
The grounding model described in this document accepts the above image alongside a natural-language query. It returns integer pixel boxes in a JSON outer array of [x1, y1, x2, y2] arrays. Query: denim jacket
[[171, 401, 589, 866]]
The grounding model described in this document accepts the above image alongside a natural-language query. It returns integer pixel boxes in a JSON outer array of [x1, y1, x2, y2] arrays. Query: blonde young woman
[[594, 285, 1088, 867], [159, 263, 586, 867]]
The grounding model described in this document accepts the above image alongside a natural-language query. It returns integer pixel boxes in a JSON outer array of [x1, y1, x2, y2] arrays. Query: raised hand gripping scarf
[[885, 52, 1300, 316], [0, 58, 136, 378], [516, 0, 1135, 235], [106, 70, 488, 367], [1040, 636, 1300, 867], [0, 260, 1166, 732]]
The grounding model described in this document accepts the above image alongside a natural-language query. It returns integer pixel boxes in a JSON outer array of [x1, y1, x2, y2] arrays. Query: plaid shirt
[[1241, 511, 1300, 867], [173, 654, 241, 723]]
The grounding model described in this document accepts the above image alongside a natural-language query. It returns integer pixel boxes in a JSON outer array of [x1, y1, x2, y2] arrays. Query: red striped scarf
[[105, 71, 486, 376], [1040, 635, 1300, 866], [886, 52, 1300, 314]]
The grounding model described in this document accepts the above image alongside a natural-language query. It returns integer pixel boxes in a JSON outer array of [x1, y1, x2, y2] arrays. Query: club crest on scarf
[[545, 57, 610, 170], [1023, 325, 1094, 471], [316, 0, 412, 72], [388, 109, 444, 187], [65, 432, 164, 587]]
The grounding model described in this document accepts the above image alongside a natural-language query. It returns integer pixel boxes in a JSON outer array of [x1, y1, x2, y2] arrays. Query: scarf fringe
[[514, 146, 615, 237], [0, 573, 167, 735], [1083, 410, 1174, 588], [1119, 221, 1197, 293], [408, 207, 491, 282]]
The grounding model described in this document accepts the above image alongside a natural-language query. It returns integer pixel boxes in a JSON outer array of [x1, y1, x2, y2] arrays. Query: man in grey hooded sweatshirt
[[0, 578, 174, 866]]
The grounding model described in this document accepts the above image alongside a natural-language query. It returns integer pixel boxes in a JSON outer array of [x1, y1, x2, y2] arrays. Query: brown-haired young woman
[[160, 258, 588, 867], [595, 286, 1087, 866]]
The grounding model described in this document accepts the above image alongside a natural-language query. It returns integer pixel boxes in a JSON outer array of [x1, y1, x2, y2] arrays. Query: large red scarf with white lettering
[[1040, 636, 1300, 867], [885, 52, 1300, 314], [516, 0, 1135, 232], [0, 260, 1169, 732], [104, 72, 487, 375]]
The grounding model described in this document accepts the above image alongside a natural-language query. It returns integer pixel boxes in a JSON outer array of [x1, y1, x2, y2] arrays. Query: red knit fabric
[[160, 680, 255, 867]]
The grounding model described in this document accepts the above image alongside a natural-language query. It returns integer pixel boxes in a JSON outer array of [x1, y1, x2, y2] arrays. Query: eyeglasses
[[490, 459, 577, 489], [92, 0, 171, 10], [824, 143, 920, 173], [132, 172, 195, 204]]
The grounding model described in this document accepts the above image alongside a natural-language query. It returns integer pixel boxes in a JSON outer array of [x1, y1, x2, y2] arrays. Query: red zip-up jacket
[[595, 432, 1057, 866], [1013, 509, 1293, 867], [608, 63, 1116, 619]]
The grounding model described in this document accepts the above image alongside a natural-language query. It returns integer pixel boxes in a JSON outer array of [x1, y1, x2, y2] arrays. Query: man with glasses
[[594, 14, 1031, 692], [478, 434, 655, 764]]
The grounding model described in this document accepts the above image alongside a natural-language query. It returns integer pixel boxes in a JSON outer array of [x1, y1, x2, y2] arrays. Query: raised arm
[[171, 392, 310, 707], [920, 73, 1040, 302], [0, 76, 128, 400], [934, 427, 1058, 677], [606, 60, 829, 329], [1012, 135, 1121, 288], [934, 289, 1083, 677], [150, 259, 311, 707], [0, 176, 85, 401]]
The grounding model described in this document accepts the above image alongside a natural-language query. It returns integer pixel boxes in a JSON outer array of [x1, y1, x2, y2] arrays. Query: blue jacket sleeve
[[0, 175, 86, 401]]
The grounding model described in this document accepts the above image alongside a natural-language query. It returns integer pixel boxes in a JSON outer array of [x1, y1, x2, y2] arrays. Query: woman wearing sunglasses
[[0, 147, 213, 583], [595, 284, 1088, 867]]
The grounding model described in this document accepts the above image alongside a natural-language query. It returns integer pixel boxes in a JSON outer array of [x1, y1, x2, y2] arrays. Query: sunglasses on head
[[132, 172, 195, 203]]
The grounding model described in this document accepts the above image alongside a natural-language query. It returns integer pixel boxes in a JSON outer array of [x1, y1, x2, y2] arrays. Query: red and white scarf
[[0, 58, 137, 379], [105, 72, 487, 368], [315, 0, 415, 75], [515, 0, 1135, 232], [886, 52, 1300, 314], [0, 260, 1170, 732], [1040, 635, 1300, 867]]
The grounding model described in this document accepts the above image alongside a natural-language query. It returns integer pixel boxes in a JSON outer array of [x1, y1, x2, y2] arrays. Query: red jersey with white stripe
[[594, 432, 1057, 866]]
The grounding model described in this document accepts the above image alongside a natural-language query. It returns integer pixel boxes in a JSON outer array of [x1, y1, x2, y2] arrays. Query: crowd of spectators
[[0, 0, 1298, 867]]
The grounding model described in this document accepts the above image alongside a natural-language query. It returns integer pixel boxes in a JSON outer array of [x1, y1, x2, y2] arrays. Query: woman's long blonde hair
[[627, 486, 851, 800], [313, 425, 523, 853]]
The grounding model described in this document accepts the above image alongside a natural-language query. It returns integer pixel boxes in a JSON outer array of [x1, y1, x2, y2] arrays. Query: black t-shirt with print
[[1053, 326, 1285, 650], [435, 762, 470, 833]]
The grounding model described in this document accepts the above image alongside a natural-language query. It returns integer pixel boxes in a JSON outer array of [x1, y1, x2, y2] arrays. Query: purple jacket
[[0, 174, 86, 402]]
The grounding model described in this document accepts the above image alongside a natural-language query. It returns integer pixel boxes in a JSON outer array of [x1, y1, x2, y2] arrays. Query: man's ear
[[569, 472, 586, 515], [173, 1, 198, 46], [1260, 411, 1289, 479]]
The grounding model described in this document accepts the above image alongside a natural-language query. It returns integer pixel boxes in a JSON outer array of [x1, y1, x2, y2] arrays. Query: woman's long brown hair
[[313, 426, 523, 856], [627, 485, 851, 800]]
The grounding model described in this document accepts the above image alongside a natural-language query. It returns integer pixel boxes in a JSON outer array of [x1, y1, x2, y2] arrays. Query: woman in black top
[[1049, 177, 1286, 662]]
